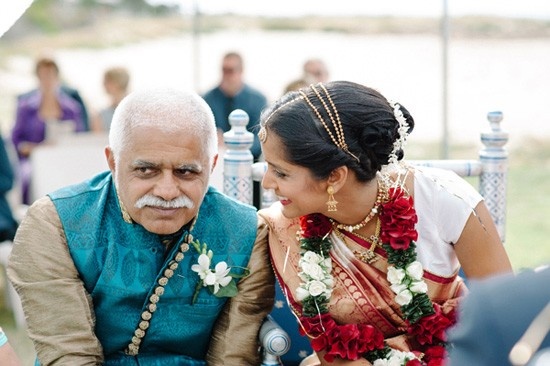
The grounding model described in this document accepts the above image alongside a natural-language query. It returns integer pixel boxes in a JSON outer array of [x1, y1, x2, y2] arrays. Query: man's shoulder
[[17, 89, 40, 108], [202, 86, 223, 100], [204, 186, 256, 213], [241, 84, 267, 101], [60, 85, 79, 97], [49, 171, 112, 201], [17, 88, 38, 100], [467, 267, 550, 315]]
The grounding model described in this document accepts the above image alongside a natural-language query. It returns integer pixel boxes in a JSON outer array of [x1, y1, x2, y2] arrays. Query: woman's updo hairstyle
[[259, 81, 414, 182]]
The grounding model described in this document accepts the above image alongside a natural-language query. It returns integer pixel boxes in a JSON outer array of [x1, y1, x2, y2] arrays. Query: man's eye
[[135, 167, 154, 176], [176, 169, 197, 177]]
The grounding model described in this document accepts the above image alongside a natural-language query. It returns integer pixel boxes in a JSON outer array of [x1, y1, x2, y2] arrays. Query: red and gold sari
[[260, 203, 466, 364]]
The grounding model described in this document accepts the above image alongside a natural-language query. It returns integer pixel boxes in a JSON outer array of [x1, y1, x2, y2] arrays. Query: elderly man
[[8, 88, 274, 365]]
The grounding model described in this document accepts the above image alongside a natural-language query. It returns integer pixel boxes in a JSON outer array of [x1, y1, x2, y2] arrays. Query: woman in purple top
[[11, 57, 85, 204]]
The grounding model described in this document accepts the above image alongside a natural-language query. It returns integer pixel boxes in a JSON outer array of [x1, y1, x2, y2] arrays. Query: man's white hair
[[109, 88, 217, 163]]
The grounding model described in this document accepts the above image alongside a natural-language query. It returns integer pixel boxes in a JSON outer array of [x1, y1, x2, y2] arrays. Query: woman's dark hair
[[260, 80, 414, 182]]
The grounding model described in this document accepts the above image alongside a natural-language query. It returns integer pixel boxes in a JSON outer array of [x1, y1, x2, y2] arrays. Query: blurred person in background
[[91, 66, 130, 132], [303, 58, 330, 84], [283, 58, 330, 95], [0, 131, 18, 242], [17, 57, 90, 131], [283, 78, 309, 94], [11, 56, 86, 204], [203, 51, 268, 209], [203, 51, 267, 162]]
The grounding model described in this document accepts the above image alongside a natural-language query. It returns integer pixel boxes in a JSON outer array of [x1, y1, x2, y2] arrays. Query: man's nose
[[154, 173, 181, 201]]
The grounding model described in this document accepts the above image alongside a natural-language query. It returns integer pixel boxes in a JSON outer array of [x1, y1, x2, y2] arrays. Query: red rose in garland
[[423, 345, 447, 366], [380, 187, 418, 250], [296, 183, 457, 365], [408, 303, 455, 345], [300, 213, 333, 238], [299, 313, 337, 337], [324, 323, 385, 361]]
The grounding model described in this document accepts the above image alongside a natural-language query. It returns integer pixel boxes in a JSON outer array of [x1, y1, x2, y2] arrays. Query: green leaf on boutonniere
[[214, 280, 238, 298], [190, 239, 250, 305]]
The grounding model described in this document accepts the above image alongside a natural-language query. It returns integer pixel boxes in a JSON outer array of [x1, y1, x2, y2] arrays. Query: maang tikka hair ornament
[[259, 95, 306, 143]]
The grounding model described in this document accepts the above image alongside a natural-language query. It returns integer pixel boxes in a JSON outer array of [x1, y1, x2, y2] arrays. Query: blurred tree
[[4, 0, 179, 39]]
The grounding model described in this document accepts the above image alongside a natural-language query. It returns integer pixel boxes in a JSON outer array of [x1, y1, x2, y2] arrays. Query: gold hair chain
[[300, 83, 359, 162], [259, 95, 305, 143]]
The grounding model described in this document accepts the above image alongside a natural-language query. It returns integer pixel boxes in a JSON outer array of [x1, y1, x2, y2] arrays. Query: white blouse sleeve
[[413, 166, 483, 276]]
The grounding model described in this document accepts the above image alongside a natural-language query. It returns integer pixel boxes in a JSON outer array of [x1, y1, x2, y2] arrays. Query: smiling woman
[[258, 81, 512, 365]]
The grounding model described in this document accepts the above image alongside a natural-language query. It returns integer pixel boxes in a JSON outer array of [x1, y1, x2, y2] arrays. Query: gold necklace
[[333, 178, 387, 233], [333, 218, 381, 264]]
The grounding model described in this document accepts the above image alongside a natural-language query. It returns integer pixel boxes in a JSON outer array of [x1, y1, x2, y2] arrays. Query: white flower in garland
[[373, 349, 419, 366], [300, 262, 325, 281], [406, 261, 424, 280], [387, 260, 429, 306], [296, 250, 333, 301], [391, 284, 413, 306], [387, 266, 406, 285], [410, 280, 428, 294]]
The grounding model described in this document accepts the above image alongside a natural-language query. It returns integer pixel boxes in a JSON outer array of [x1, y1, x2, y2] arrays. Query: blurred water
[[2, 30, 550, 147]]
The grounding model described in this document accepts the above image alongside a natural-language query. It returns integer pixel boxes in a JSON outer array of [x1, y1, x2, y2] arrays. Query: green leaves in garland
[[402, 293, 436, 324], [300, 236, 332, 258], [383, 242, 418, 268]]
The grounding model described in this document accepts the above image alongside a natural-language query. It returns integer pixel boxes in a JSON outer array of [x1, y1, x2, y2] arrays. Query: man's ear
[[105, 147, 115, 172], [327, 166, 349, 192], [210, 153, 219, 173]]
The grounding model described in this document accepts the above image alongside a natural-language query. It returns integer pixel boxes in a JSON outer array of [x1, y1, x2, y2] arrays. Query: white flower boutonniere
[[190, 239, 249, 304]]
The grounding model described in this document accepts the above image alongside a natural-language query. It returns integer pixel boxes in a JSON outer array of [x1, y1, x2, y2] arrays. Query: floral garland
[[296, 186, 456, 365]]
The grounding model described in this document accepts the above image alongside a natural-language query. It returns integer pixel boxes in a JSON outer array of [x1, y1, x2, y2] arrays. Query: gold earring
[[326, 186, 338, 212]]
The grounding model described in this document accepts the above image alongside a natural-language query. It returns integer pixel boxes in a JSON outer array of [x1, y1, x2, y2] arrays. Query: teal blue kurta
[[48, 171, 258, 365]]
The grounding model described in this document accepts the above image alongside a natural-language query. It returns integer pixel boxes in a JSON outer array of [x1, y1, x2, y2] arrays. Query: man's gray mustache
[[134, 194, 195, 209]]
